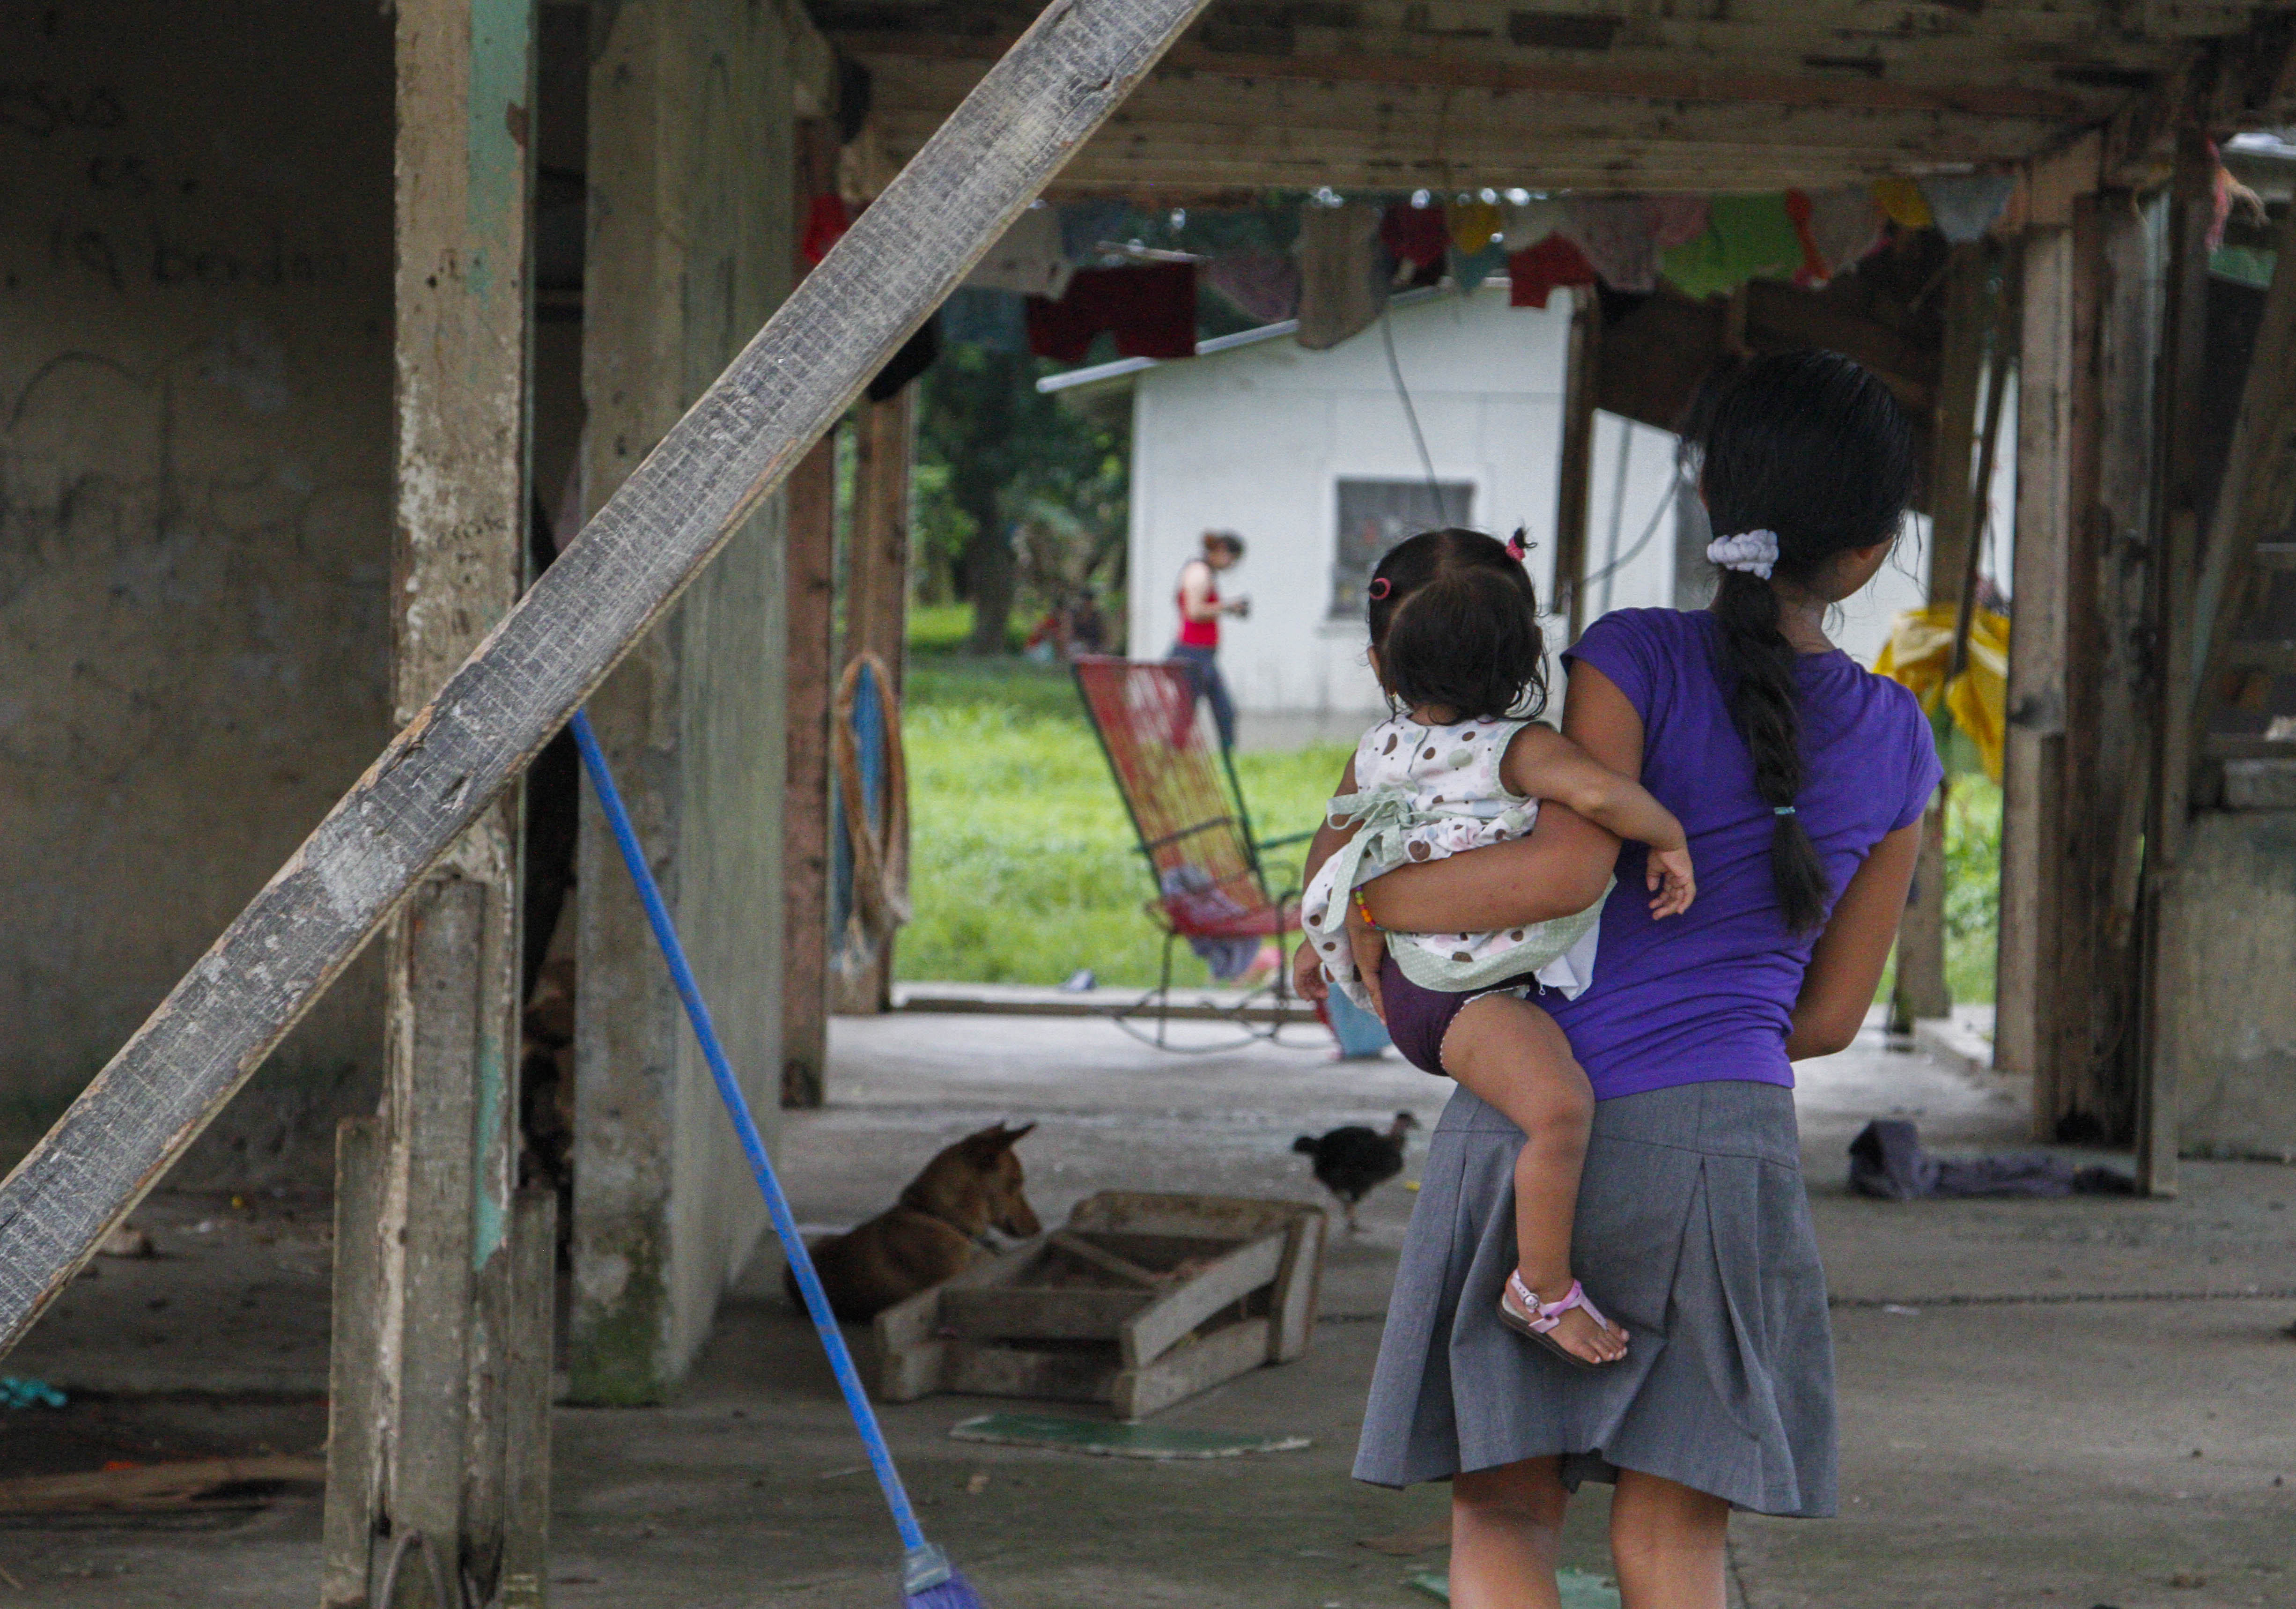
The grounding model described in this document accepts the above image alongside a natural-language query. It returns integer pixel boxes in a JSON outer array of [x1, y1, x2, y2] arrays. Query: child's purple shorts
[[1378, 952, 1537, 1077]]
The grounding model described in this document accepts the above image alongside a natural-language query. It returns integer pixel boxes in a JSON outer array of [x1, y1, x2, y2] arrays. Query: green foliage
[[1943, 773, 2002, 1004], [898, 660, 1348, 987]]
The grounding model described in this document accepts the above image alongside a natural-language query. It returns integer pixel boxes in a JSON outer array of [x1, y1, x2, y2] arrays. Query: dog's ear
[[960, 1121, 1033, 1156], [996, 1121, 1037, 1148]]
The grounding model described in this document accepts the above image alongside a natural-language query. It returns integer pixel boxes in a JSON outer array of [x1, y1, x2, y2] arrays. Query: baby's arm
[[1502, 724, 1696, 917], [1292, 755, 1364, 1007]]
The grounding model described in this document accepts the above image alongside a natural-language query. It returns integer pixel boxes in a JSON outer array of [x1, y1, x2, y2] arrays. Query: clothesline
[[926, 174, 2026, 362]]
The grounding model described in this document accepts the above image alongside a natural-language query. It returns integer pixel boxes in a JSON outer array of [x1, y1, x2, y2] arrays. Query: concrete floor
[[4, 1012, 2293, 1606]]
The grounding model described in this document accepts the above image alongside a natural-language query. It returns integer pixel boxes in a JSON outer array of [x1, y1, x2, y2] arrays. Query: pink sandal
[[1498, 1271, 1626, 1369]]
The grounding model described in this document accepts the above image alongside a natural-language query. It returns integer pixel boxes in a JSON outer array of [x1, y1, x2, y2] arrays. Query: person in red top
[[1169, 530, 1248, 749]]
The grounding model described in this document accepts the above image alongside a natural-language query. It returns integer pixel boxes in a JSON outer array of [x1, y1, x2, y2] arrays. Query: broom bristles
[[906, 1565, 989, 1609]]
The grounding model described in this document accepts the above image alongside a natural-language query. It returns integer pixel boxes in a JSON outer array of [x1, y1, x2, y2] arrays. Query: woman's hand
[[1647, 847, 1696, 918], [1291, 939, 1328, 1005]]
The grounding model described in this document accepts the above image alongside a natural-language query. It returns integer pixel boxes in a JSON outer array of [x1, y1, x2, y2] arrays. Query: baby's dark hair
[[1366, 528, 1547, 723], [1695, 349, 1915, 930]]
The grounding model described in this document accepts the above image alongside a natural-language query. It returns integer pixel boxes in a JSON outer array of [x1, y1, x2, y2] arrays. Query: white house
[[1042, 281, 1937, 747]]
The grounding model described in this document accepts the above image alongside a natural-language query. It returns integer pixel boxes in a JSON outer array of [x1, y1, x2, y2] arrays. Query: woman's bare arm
[[1785, 821, 1921, 1060], [1357, 663, 1639, 932], [1178, 559, 1229, 623]]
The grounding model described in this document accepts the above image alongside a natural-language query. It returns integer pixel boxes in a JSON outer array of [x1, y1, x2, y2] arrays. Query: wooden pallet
[[873, 1191, 1327, 1421]]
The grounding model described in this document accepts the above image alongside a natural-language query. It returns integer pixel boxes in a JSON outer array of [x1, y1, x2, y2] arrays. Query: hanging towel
[[1057, 199, 1132, 264], [1502, 196, 1567, 252], [940, 287, 1029, 353], [1871, 604, 2010, 784], [1802, 186, 1886, 279], [1205, 252, 1302, 324], [1381, 200, 1451, 274], [967, 206, 1073, 299], [1448, 199, 1504, 255], [1026, 262, 1198, 362], [1649, 193, 1712, 252], [1660, 193, 1805, 300], [1508, 233, 1598, 309], [1872, 175, 1933, 230], [1561, 195, 1666, 293], [1917, 173, 2017, 244], [800, 193, 849, 267], [1451, 242, 1511, 292], [1297, 200, 1387, 350]]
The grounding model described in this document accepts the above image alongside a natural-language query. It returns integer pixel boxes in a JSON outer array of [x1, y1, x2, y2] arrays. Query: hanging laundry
[[1508, 233, 1597, 309], [1561, 195, 1664, 293], [1802, 186, 1887, 279], [1648, 194, 1711, 252], [1785, 191, 1830, 287], [1451, 242, 1511, 293], [1381, 199, 1450, 288], [940, 287, 1029, 353], [1205, 252, 1301, 324], [1872, 175, 1933, 230], [867, 315, 940, 402], [1057, 199, 1132, 264], [1296, 200, 1387, 350], [967, 206, 1073, 299], [1448, 199, 1504, 255], [1917, 174, 2017, 244], [1502, 196, 1567, 252], [1026, 262, 1198, 362], [1660, 193, 1804, 301], [800, 194, 849, 267]]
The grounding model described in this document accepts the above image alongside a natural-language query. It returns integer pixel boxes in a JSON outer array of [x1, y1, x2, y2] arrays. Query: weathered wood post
[[321, 0, 544, 1601], [1553, 284, 1602, 642]]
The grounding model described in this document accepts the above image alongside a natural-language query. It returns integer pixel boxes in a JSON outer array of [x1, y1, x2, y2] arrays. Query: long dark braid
[[1695, 352, 1914, 931]]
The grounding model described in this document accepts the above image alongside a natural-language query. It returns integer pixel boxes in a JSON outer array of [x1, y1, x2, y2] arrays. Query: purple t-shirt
[[1548, 608, 1942, 1100]]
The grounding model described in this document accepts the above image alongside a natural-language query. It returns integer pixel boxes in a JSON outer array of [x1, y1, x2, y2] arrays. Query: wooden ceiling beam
[[837, 30, 2107, 118]]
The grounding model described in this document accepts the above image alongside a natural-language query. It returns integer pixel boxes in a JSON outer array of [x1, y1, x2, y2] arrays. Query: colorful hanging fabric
[[1872, 605, 2010, 783], [1448, 199, 1504, 255], [1297, 200, 1387, 350], [1872, 176, 1933, 230], [1451, 242, 1511, 292], [1508, 233, 1598, 309], [1802, 186, 1887, 279], [1659, 193, 1805, 301], [1026, 262, 1198, 362], [800, 194, 849, 267], [968, 206, 1073, 299], [941, 287, 1029, 353], [1561, 195, 1666, 293], [1381, 200, 1450, 277], [1503, 196, 1567, 252], [1205, 252, 1301, 325], [1648, 194, 1711, 252], [1057, 199, 1132, 263], [1785, 191, 1830, 287], [1917, 174, 2017, 244]]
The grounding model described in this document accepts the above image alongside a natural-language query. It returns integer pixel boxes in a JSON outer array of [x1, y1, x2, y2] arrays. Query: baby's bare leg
[[1441, 992, 1624, 1365]]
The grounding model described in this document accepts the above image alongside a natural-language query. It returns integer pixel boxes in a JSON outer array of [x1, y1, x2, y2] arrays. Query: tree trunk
[[963, 509, 1016, 653]]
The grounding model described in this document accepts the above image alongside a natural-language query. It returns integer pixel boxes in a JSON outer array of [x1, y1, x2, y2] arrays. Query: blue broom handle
[[569, 711, 931, 1557]]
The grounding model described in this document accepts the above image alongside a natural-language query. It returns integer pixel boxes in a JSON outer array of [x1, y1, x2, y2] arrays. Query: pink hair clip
[[1367, 577, 1392, 601], [1506, 526, 1531, 561]]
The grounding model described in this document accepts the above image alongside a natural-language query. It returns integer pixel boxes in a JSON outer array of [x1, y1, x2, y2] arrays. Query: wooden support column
[[1893, 244, 1991, 1032], [1998, 178, 2085, 1099], [2137, 132, 2218, 1196], [325, 0, 541, 1601], [781, 118, 843, 1109], [832, 386, 916, 1015], [1554, 284, 1602, 642]]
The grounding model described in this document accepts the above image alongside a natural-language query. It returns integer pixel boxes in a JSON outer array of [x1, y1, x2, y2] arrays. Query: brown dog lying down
[[788, 1121, 1040, 1322]]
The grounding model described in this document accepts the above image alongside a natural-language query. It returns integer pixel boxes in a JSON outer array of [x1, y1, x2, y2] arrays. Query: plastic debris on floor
[[948, 1412, 1309, 1460]]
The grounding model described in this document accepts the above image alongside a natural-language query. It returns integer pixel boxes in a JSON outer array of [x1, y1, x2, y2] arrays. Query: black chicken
[[1293, 1113, 1418, 1231]]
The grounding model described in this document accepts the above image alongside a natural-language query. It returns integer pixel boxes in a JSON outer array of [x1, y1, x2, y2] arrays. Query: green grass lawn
[[898, 656, 1347, 989], [897, 654, 2006, 1002]]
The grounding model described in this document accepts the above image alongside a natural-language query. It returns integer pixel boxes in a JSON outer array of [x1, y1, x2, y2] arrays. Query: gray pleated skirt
[[1352, 1077, 1837, 1518]]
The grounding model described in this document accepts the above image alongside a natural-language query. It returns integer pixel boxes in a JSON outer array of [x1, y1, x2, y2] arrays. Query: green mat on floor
[[947, 1412, 1310, 1460], [1406, 1567, 1621, 1607]]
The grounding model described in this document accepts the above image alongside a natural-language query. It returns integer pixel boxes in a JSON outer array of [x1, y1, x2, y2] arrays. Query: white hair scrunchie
[[1706, 530, 1779, 580]]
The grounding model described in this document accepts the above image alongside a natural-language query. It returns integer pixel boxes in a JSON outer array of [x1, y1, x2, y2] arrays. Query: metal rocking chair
[[1071, 656, 1315, 1050]]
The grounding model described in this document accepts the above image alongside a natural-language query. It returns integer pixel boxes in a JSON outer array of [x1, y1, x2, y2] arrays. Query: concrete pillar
[[322, 0, 541, 1600], [569, 0, 799, 1403]]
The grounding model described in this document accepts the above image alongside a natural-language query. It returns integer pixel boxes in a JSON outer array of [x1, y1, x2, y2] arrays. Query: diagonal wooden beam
[[0, 0, 1218, 1358]]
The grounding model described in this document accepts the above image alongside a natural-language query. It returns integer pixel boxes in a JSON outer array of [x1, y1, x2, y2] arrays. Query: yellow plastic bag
[[1871, 605, 2009, 783]]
